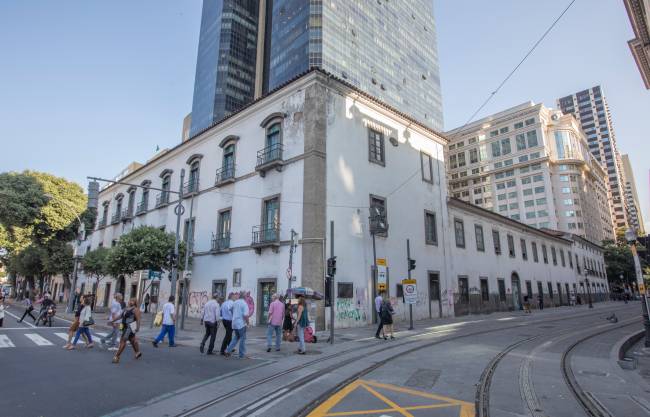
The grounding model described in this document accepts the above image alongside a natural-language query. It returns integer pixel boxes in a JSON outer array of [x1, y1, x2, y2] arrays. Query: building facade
[[621, 154, 646, 234], [624, 0, 650, 89], [557, 86, 629, 232], [78, 71, 609, 331], [445, 102, 613, 244], [189, 0, 443, 136]]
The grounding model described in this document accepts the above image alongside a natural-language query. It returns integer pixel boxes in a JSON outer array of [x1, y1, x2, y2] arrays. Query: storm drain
[[579, 370, 608, 377], [405, 369, 441, 390]]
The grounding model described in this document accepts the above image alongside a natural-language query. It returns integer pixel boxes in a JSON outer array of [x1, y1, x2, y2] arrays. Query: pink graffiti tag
[[244, 291, 255, 316]]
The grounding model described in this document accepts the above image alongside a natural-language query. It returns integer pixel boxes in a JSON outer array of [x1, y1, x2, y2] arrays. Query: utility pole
[[170, 169, 185, 300], [406, 239, 414, 330], [288, 229, 297, 291], [180, 192, 194, 330], [329, 221, 335, 344]]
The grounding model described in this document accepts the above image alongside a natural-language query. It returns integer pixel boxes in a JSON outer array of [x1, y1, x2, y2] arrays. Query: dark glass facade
[[190, 0, 259, 137]]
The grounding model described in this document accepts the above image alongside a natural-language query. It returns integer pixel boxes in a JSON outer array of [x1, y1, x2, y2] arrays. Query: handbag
[[153, 311, 163, 327], [82, 317, 95, 327]]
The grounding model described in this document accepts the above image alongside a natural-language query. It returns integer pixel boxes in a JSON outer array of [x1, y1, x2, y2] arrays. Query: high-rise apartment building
[[621, 154, 646, 234], [189, 0, 443, 136], [445, 102, 614, 244], [557, 86, 629, 231]]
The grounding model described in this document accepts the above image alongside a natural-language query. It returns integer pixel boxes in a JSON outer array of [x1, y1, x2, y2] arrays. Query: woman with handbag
[[112, 298, 142, 363], [67, 297, 95, 350]]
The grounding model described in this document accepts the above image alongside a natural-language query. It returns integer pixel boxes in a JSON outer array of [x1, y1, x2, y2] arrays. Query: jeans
[[297, 325, 305, 352], [102, 324, 119, 346], [220, 320, 233, 354], [374, 317, 383, 337], [155, 324, 176, 346], [200, 321, 218, 353], [266, 324, 281, 350], [226, 326, 247, 358], [73, 327, 93, 345]]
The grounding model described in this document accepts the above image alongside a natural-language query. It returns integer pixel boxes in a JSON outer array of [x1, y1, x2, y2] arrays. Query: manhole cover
[[405, 369, 441, 389], [579, 370, 608, 377]]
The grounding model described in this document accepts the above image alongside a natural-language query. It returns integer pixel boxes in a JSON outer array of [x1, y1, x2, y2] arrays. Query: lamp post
[[626, 228, 650, 348]]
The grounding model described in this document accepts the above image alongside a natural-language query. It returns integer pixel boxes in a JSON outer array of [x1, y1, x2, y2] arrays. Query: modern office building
[[189, 0, 443, 136], [621, 154, 646, 234], [445, 102, 614, 244], [623, 0, 650, 89], [557, 86, 629, 232]]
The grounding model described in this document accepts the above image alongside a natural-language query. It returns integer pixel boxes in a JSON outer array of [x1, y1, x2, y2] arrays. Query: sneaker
[[200, 345, 205, 354], [152, 341, 158, 348], [374, 335, 381, 340], [108, 347, 118, 351], [275, 348, 281, 352], [266, 348, 271, 353]]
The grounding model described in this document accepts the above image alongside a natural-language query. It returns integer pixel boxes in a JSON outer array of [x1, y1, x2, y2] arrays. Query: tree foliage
[[82, 247, 111, 279], [603, 240, 635, 287], [105, 226, 186, 277]]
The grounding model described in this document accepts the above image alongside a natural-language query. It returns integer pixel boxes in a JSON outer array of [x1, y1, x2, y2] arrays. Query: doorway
[[428, 272, 442, 318], [130, 283, 138, 300], [258, 279, 277, 325], [511, 273, 522, 310], [117, 276, 125, 296], [103, 283, 111, 307]]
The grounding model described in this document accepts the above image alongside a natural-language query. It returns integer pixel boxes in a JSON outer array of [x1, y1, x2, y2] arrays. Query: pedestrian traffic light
[[327, 256, 337, 277], [408, 258, 416, 271], [166, 249, 177, 269]]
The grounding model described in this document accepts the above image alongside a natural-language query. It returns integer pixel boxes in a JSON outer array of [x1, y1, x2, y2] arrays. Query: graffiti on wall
[[188, 291, 208, 317], [336, 298, 367, 322], [244, 291, 255, 317]]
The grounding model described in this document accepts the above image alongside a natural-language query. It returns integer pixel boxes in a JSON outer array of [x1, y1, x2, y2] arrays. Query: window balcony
[[215, 163, 236, 186], [98, 218, 107, 229], [255, 143, 284, 177], [121, 208, 133, 221], [155, 192, 170, 208], [211, 232, 231, 253], [110, 212, 121, 224], [182, 178, 199, 197], [135, 201, 148, 215], [251, 223, 280, 253]]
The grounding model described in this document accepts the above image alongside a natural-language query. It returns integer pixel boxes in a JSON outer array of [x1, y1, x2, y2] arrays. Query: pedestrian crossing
[[0, 331, 109, 348]]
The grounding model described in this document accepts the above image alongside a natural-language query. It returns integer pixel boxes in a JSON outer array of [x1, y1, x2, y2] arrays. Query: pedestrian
[[380, 299, 394, 339], [220, 293, 235, 355], [570, 292, 576, 306], [295, 296, 309, 354], [144, 293, 150, 313], [0, 295, 5, 327], [200, 293, 221, 355], [18, 294, 36, 323], [283, 297, 294, 341], [101, 293, 123, 350], [67, 297, 95, 350], [153, 296, 176, 348], [374, 291, 385, 339], [225, 291, 250, 359], [523, 295, 531, 314], [537, 293, 544, 310], [266, 293, 284, 352], [63, 296, 88, 348], [112, 298, 142, 363]]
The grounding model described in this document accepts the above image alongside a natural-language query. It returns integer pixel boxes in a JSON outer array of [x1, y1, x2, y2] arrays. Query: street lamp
[[625, 228, 650, 348]]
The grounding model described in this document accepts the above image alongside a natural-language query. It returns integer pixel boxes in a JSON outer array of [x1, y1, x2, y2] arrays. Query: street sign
[[377, 265, 387, 286], [376, 258, 387, 267], [402, 279, 417, 305], [640, 283, 646, 293], [378, 283, 387, 291], [148, 270, 162, 280]]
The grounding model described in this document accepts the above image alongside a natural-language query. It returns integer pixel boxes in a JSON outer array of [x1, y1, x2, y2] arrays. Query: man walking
[[101, 293, 123, 350], [220, 293, 235, 355], [153, 296, 176, 348], [200, 294, 221, 355], [266, 294, 284, 352], [225, 291, 249, 359], [374, 291, 385, 340], [537, 293, 544, 310]]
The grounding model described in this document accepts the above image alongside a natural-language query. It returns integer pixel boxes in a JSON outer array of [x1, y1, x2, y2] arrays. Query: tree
[[105, 226, 186, 278], [82, 247, 111, 308], [603, 240, 635, 288]]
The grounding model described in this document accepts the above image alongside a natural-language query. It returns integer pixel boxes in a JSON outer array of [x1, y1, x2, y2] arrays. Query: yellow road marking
[[324, 403, 463, 416], [360, 382, 415, 417]]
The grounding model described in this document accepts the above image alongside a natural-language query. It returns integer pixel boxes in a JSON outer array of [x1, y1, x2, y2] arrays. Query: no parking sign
[[402, 279, 417, 305]]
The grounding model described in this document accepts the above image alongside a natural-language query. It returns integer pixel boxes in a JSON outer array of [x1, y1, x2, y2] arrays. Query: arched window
[[223, 144, 235, 174], [256, 113, 285, 174]]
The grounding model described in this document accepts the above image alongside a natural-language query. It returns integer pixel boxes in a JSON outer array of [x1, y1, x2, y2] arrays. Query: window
[[492, 230, 501, 255], [480, 278, 489, 302], [533, 174, 544, 182], [501, 138, 511, 155], [457, 152, 466, 167], [524, 200, 534, 207], [498, 279, 506, 302], [490, 130, 499, 137], [475, 224, 485, 252], [449, 154, 457, 169], [507, 180, 516, 187], [368, 128, 385, 165], [525, 118, 535, 126], [188, 160, 200, 192], [507, 235, 515, 257], [568, 251, 573, 268], [560, 249, 565, 267], [511, 214, 520, 220], [520, 166, 530, 174], [515, 121, 524, 129], [532, 242, 539, 262], [551, 247, 557, 265], [221, 143, 236, 179], [491, 141, 501, 157], [337, 283, 353, 298], [525, 211, 536, 219], [498, 204, 508, 212], [424, 211, 437, 245], [183, 217, 196, 251], [262, 196, 280, 241], [509, 202, 518, 210], [497, 194, 507, 201], [421, 151, 433, 183], [521, 177, 532, 185], [542, 244, 548, 263], [523, 189, 533, 196], [560, 175, 569, 182], [161, 174, 171, 200], [454, 219, 465, 248], [520, 239, 528, 260], [370, 196, 388, 236], [534, 186, 545, 194], [508, 191, 517, 198], [458, 277, 469, 303], [500, 127, 509, 134], [232, 269, 242, 287], [535, 198, 547, 205], [503, 159, 513, 166], [526, 130, 538, 147], [469, 148, 479, 164], [562, 187, 571, 194], [216, 209, 232, 249], [537, 210, 548, 217], [516, 134, 526, 151]]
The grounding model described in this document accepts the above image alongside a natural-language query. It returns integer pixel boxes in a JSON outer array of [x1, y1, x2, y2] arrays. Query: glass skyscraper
[[190, 0, 443, 136]]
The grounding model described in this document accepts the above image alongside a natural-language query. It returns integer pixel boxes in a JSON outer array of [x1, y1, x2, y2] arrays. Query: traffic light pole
[[407, 239, 413, 330], [330, 221, 335, 345], [170, 169, 185, 301]]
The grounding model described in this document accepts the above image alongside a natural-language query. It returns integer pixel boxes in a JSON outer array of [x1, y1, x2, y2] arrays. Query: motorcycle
[[36, 304, 56, 327]]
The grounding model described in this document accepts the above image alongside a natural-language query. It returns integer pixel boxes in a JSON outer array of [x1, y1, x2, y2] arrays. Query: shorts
[[69, 321, 79, 332]]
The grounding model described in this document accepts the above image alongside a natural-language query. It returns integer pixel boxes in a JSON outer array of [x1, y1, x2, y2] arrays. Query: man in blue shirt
[[225, 291, 250, 359], [220, 293, 235, 355]]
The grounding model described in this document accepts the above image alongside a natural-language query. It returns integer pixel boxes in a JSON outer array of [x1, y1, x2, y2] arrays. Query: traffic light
[[408, 258, 416, 271], [166, 249, 177, 269], [327, 256, 337, 277]]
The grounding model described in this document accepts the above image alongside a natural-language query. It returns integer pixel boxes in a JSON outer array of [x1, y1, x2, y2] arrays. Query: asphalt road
[[0, 304, 264, 417]]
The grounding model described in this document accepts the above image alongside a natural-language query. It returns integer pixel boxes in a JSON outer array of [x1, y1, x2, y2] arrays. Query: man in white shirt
[[374, 291, 385, 339], [101, 292, 123, 349], [153, 295, 176, 347], [200, 293, 221, 355], [220, 293, 235, 355], [225, 291, 250, 359]]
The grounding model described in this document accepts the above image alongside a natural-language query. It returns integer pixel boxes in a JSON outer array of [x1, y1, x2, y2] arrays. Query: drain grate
[[405, 369, 441, 389], [579, 370, 608, 377]]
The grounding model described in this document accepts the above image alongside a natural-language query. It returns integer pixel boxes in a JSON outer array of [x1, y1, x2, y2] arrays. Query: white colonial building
[[75, 70, 609, 330]]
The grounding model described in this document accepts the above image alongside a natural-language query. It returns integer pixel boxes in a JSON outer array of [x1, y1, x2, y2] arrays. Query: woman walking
[[112, 298, 142, 363], [380, 299, 395, 340], [282, 297, 293, 341], [67, 297, 94, 350], [295, 296, 308, 355]]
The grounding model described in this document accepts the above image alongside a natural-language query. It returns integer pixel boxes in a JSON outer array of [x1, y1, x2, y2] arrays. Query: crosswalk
[[0, 331, 108, 348]]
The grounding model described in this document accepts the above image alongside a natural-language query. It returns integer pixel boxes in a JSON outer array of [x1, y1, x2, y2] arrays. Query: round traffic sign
[[174, 203, 185, 216]]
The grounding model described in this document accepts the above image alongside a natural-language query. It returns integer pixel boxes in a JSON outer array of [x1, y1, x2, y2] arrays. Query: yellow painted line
[[362, 379, 475, 407], [324, 403, 461, 416], [359, 382, 414, 417], [308, 380, 365, 417]]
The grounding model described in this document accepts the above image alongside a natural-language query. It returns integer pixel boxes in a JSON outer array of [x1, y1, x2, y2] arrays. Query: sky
[[0, 0, 648, 227]]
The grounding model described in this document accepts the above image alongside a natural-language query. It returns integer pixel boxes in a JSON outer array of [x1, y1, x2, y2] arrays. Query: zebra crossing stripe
[[25, 333, 54, 346], [54, 332, 69, 341], [0, 335, 15, 348], [95, 332, 108, 337]]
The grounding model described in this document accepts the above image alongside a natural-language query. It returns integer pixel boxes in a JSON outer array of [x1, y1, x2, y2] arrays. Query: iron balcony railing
[[251, 223, 280, 246], [110, 212, 121, 224], [215, 163, 236, 185], [98, 218, 107, 229], [155, 192, 170, 208], [256, 143, 283, 168], [183, 178, 199, 196], [211, 232, 231, 252], [121, 208, 133, 221], [135, 200, 148, 215]]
